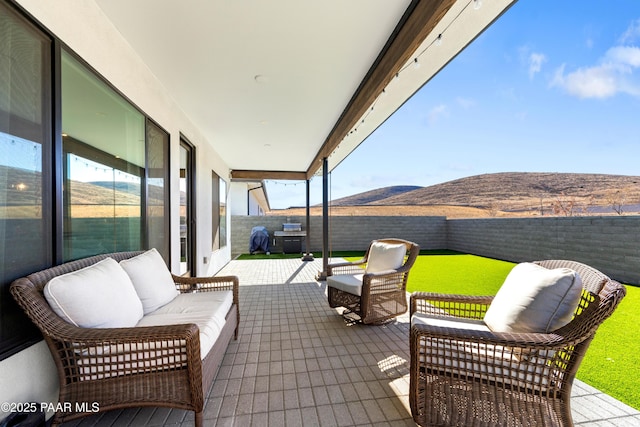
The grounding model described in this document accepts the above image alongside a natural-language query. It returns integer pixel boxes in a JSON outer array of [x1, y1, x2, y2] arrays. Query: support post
[[302, 179, 314, 261], [316, 158, 329, 280]]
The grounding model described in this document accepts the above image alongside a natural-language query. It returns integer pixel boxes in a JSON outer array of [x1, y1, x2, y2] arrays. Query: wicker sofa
[[10, 250, 239, 427]]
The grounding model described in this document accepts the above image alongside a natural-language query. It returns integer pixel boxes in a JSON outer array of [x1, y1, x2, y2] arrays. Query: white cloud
[[426, 104, 449, 125], [551, 63, 619, 99], [528, 52, 547, 79], [456, 97, 476, 109], [605, 46, 640, 68], [518, 45, 547, 79], [619, 18, 640, 44], [551, 44, 640, 99]]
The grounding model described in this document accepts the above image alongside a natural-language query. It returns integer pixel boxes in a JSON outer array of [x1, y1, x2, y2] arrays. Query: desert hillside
[[270, 172, 640, 218]]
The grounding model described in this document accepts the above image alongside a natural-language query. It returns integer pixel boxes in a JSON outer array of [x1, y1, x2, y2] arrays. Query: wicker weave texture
[[409, 259, 626, 427], [327, 238, 420, 324], [10, 252, 239, 427]]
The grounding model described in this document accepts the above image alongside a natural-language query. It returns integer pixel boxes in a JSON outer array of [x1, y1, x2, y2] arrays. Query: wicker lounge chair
[[409, 259, 626, 427], [327, 238, 419, 324]]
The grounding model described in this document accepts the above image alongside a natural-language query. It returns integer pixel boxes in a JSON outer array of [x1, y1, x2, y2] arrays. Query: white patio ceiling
[[94, 0, 516, 180]]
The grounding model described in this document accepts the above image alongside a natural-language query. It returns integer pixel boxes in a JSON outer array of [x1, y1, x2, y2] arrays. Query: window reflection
[[61, 51, 145, 261], [0, 0, 52, 357], [63, 140, 142, 260]]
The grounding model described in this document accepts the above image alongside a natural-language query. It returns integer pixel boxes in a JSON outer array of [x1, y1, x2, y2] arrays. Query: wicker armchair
[[10, 251, 239, 427], [409, 260, 626, 427], [327, 238, 419, 324]]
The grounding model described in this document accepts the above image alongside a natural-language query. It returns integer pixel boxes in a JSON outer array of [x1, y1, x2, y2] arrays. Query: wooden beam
[[305, 0, 456, 179], [230, 170, 307, 181]]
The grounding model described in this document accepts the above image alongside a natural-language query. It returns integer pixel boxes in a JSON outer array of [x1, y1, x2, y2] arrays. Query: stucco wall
[[232, 215, 640, 284]]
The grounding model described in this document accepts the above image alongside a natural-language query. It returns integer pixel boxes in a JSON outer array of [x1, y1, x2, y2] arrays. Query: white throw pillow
[[484, 262, 583, 333], [119, 248, 179, 314], [365, 242, 407, 274], [44, 257, 143, 328]]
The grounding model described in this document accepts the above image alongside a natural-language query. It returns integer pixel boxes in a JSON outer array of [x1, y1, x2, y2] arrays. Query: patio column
[[302, 179, 314, 261], [316, 158, 329, 280]]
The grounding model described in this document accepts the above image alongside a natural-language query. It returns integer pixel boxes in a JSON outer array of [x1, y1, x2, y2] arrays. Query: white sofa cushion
[[365, 242, 406, 274], [137, 290, 234, 359], [44, 257, 143, 328], [120, 248, 179, 314], [484, 262, 583, 333], [327, 274, 364, 296], [76, 290, 234, 380]]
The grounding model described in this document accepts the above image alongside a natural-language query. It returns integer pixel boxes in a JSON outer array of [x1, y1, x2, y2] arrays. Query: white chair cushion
[[119, 248, 179, 314], [484, 262, 583, 333], [327, 274, 364, 296], [365, 242, 407, 274], [411, 312, 490, 332], [411, 313, 555, 389], [44, 257, 143, 328]]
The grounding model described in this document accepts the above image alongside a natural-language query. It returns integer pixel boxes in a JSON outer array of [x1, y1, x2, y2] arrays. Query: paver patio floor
[[61, 258, 640, 426]]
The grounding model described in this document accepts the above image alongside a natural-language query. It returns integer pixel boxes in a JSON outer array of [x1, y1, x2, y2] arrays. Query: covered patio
[[60, 258, 640, 426], [3, 1, 639, 426]]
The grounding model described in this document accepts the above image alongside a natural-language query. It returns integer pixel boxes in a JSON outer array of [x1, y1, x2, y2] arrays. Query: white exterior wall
[[248, 192, 264, 216], [3, 0, 234, 415], [230, 182, 249, 216], [230, 182, 266, 216], [0, 342, 58, 419]]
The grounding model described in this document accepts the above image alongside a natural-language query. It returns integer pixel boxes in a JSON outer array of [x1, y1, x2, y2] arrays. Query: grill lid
[[282, 223, 301, 232]]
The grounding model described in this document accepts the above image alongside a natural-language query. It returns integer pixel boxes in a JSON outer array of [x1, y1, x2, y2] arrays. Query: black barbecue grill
[[273, 222, 306, 254]]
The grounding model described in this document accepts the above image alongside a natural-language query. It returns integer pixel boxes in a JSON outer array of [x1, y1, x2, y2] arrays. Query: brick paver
[[61, 258, 640, 426]]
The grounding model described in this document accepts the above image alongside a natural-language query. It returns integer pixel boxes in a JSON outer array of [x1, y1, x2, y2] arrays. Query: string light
[[69, 154, 141, 183], [264, 179, 307, 187], [336, 0, 479, 144]]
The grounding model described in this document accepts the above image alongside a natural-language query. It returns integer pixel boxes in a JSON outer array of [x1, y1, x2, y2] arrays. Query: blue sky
[[266, 0, 640, 209]]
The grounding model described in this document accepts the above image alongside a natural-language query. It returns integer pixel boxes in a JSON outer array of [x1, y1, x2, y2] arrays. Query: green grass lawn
[[397, 252, 639, 410]]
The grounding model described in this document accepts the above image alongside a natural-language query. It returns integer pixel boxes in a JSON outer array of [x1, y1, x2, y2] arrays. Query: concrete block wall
[[231, 215, 447, 256], [231, 215, 640, 284], [447, 216, 640, 284], [325, 216, 447, 252]]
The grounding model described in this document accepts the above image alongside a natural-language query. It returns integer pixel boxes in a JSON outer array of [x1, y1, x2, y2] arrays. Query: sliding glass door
[[0, 1, 52, 356], [179, 138, 195, 275]]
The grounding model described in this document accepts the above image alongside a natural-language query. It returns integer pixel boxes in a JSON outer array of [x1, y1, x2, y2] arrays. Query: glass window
[[212, 172, 227, 250], [61, 51, 145, 261], [0, 8, 171, 359], [146, 120, 170, 264], [179, 139, 195, 275], [0, 1, 52, 358], [220, 177, 227, 249]]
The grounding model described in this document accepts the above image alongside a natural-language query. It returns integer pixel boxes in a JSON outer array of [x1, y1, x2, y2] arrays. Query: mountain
[[368, 173, 640, 213], [326, 185, 422, 206], [274, 172, 640, 217], [2, 165, 167, 211]]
